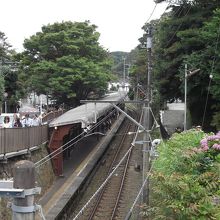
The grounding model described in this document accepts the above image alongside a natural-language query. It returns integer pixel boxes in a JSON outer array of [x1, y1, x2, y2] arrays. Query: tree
[[152, 0, 220, 129], [18, 21, 113, 107], [0, 31, 20, 112], [184, 8, 220, 130]]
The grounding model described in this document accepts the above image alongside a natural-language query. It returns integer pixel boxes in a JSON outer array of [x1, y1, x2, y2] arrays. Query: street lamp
[[184, 64, 200, 131]]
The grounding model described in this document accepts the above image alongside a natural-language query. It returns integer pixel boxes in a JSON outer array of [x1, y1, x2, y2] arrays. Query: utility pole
[[184, 64, 187, 131], [142, 25, 152, 204], [123, 57, 126, 89]]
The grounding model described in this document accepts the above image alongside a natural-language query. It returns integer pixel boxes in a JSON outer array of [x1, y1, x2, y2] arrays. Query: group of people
[[2, 114, 41, 128]]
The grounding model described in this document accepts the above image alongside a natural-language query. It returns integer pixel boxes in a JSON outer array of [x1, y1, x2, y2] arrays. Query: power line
[[72, 109, 145, 220], [146, 3, 158, 23], [35, 108, 118, 168], [165, 4, 192, 47], [202, 22, 220, 127], [34, 90, 133, 168], [72, 105, 161, 220]]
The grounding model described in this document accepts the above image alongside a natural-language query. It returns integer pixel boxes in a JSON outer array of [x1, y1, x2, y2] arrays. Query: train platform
[[38, 114, 125, 220]]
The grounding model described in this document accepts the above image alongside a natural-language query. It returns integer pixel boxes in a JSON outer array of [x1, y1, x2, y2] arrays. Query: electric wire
[[125, 108, 166, 219], [34, 90, 130, 168], [146, 3, 158, 23], [35, 106, 119, 167], [124, 165, 153, 220], [165, 4, 192, 47], [35, 108, 118, 168], [72, 109, 144, 220], [37, 205, 46, 220], [72, 146, 134, 220], [73, 106, 158, 219], [201, 22, 220, 127]]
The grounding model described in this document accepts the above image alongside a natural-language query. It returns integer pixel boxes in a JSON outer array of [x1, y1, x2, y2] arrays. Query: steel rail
[[87, 121, 132, 220]]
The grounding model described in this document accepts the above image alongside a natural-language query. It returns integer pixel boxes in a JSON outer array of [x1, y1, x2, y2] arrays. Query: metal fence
[[0, 125, 48, 154]]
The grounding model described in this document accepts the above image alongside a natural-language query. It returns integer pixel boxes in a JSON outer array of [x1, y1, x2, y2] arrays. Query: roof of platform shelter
[[49, 91, 127, 128]]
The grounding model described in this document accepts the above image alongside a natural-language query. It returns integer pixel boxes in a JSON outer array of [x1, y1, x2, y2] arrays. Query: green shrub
[[150, 130, 220, 220]]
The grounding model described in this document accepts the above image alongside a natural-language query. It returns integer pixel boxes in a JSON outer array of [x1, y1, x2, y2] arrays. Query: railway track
[[69, 111, 143, 220], [87, 121, 133, 220]]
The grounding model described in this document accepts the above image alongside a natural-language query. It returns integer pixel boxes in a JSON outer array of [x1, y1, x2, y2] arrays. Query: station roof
[[49, 91, 127, 128]]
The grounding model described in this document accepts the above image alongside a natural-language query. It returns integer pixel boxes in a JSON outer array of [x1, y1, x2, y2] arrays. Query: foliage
[[17, 21, 113, 107], [183, 8, 220, 130], [150, 0, 220, 130], [150, 130, 220, 219], [0, 31, 20, 112], [110, 51, 128, 77]]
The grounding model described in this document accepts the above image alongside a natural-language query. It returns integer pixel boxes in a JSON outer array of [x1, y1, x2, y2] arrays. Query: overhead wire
[[146, 3, 158, 24], [72, 105, 161, 219], [124, 165, 153, 220], [125, 108, 167, 219], [35, 108, 118, 168], [35, 91, 131, 168], [72, 108, 144, 220], [165, 4, 192, 47], [202, 22, 220, 127]]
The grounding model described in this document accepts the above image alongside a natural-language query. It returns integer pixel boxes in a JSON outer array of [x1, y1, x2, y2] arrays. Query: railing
[[42, 109, 64, 123], [0, 125, 48, 154]]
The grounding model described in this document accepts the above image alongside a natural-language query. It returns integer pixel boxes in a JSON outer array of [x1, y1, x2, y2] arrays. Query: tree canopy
[[131, 0, 220, 130], [0, 31, 20, 112], [18, 21, 113, 107]]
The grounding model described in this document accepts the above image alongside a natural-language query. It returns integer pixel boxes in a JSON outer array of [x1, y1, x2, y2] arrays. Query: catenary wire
[[125, 108, 167, 219], [35, 108, 118, 168], [72, 108, 144, 220], [34, 89, 133, 168]]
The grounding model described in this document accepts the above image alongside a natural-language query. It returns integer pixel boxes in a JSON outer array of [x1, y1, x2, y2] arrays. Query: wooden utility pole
[[12, 160, 36, 220]]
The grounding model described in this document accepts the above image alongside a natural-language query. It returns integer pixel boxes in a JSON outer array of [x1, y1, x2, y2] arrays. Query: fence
[[0, 125, 48, 154]]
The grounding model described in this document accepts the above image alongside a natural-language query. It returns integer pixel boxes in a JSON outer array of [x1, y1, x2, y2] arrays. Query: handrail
[[42, 109, 64, 123]]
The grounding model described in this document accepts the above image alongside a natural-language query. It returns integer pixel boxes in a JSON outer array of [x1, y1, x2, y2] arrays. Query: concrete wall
[[161, 110, 184, 135]]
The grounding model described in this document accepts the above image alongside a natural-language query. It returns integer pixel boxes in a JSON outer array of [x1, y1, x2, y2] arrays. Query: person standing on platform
[[23, 114, 33, 127], [14, 117, 23, 127], [3, 116, 12, 128], [32, 114, 41, 126]]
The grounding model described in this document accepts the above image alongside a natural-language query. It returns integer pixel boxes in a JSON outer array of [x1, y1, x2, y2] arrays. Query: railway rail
[[69, 110, 142, 220], [87, 121, 132, 220]]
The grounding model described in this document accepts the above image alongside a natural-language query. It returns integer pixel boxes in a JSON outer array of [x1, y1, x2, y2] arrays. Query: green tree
[[0, 31, 19, 112], [19, 21, 112, 107], [152, 0, 220, 129], [184, 8, 220, 130]]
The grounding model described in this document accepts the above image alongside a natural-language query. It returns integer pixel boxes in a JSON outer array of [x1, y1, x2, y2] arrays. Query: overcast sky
[[0, 0, 168, 52]]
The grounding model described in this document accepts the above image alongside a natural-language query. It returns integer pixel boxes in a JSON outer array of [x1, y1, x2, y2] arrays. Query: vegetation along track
[[69, 109, 143, 220]]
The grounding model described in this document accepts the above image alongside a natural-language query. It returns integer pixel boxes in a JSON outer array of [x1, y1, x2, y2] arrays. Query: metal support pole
[[5, 100, 7, 113], [94, 103, 97, 123], [123, 57, 126, 87], [184, 64, 187, 131], [143, 25, 152, 205], [112, 103, 146, 131], [12, 160, 35, 220]]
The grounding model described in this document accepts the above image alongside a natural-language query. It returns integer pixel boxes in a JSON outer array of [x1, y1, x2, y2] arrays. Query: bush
[[150, 130, 220, 220]]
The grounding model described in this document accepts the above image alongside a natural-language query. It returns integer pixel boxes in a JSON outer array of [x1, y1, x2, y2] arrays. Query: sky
[[0, 0, 168, 53]]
